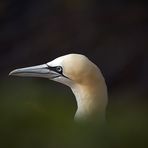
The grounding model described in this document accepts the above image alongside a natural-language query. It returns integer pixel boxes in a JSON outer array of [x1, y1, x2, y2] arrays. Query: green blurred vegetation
[[0, 78, 147, 148]]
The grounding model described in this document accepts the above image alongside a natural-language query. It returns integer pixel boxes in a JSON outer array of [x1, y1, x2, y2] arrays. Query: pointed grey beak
[[9, 64, 61, 79]]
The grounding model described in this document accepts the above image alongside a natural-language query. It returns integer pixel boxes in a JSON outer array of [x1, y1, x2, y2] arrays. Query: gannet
[[9, 54, 108, 122]]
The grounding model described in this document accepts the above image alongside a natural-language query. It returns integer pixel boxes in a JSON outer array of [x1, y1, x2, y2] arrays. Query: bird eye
[[56, 66, 62, 73]]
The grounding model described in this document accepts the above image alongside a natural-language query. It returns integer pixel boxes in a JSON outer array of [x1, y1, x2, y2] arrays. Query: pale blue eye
[[56, 66, 62, 73]]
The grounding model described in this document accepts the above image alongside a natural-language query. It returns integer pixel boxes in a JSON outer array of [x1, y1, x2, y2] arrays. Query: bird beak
[[9, 64, 60, 79]]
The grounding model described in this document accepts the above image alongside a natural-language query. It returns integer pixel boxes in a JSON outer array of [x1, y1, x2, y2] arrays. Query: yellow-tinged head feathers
[[9, 53, 108, 122], [47, 54, 104, 85]]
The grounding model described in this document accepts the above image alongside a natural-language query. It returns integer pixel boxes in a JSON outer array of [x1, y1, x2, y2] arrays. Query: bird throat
[[71, 83, 107, 122]]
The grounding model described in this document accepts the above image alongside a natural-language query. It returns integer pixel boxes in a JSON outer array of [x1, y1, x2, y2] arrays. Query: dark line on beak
[[13, 71, 50, 75], [45, 64, 51, 70], [46, 64, 70, 80]]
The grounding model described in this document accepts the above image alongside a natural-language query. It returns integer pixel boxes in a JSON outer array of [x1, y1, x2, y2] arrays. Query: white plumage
[[9, 54, 108, 122]]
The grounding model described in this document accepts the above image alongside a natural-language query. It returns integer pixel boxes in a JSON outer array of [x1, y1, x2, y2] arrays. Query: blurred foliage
[[0, 78, 147, 148], [0, 0, 147, 147]]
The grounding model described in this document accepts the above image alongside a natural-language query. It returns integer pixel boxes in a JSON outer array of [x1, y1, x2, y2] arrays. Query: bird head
[[9, 54, 102, 87], [9, 54, 108, 122]]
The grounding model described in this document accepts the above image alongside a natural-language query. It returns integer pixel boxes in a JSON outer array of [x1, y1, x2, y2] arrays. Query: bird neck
[[71, 81, 108, 122]]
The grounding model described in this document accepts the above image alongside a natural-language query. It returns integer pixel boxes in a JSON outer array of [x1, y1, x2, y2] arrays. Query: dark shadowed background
[[0, 0, 148, 148]]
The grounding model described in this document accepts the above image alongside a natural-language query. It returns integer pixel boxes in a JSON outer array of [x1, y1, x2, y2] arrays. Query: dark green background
[[0, 0, 148, 147]]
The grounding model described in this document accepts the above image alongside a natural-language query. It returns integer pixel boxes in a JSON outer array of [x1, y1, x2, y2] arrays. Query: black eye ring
[[56, 66, 62, 73]]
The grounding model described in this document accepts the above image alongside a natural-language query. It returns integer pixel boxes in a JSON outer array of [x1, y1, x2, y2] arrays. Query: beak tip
[[9, 71, 14, 76], [9, 69, 19, 76]]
